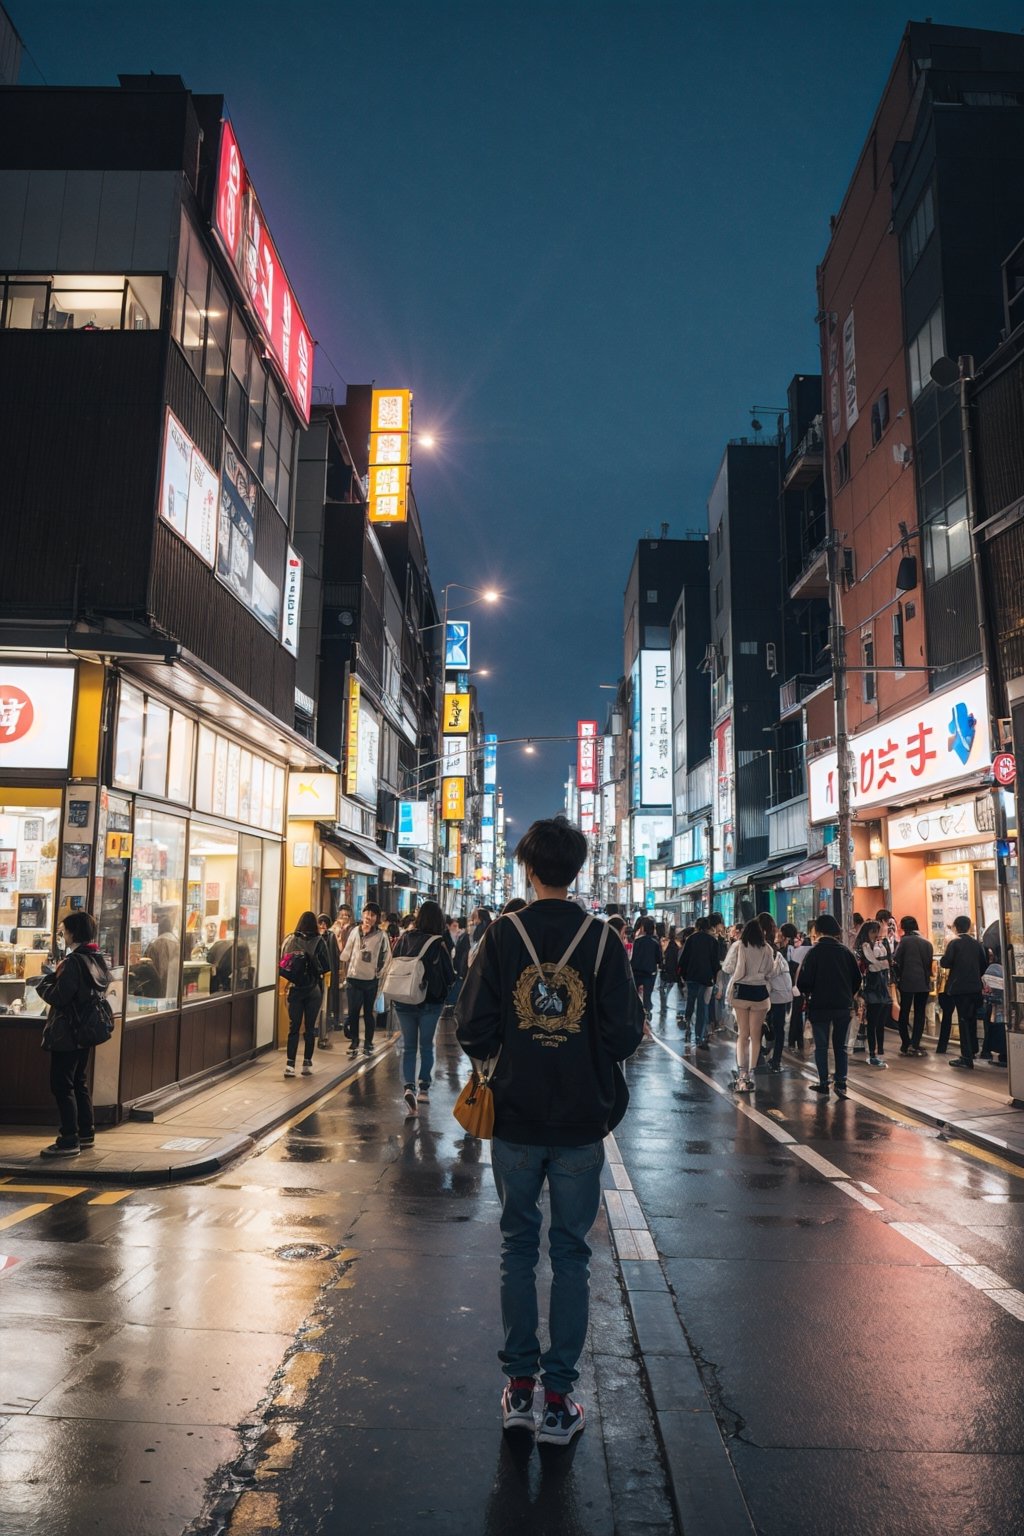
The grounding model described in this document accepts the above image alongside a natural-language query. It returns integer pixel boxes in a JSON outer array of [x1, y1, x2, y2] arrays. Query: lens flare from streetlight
[[524, 742, 535, 755], [417, 432, 436, 449], [483, 589, 500, 603]]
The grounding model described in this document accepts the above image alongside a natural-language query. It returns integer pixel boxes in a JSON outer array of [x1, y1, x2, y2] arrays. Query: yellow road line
[[0, 1184, 88, 1198], [0, 1202, 50, 1231], [87, 1189, 133, 1205], [942, 1139, 1024, 1180]]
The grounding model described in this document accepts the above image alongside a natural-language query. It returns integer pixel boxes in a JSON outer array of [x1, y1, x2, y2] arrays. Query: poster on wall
[[252, 564, 281, 636], [158, 408, 217, 566], [281, 547, 302, 656], [927, 875, 971, 952], [356, 701, 380, 804], [218, 439, 257, 607]]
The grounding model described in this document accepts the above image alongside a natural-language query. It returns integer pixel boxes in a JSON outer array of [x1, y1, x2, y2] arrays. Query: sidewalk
[[0, 1032, 396, 1183]]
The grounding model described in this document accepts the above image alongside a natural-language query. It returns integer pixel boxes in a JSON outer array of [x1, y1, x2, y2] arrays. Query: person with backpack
[[855, 919, 892, 1067], [455, 815, 644, 1446], [385, 899, 456, 1116], [678, 916, 720, 1045], [340, 902, 391, 1056], [32, 910, 112, 1157], [279, 910, 331, 1077], [629, 916, 661, 1021]]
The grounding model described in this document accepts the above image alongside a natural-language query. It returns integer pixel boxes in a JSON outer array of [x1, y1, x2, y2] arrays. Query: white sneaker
[[301, 1061, 313, 1076], [283, 1064, 296, 1077], [403, 1086, 418, 1116], [537, 1392, 585, 1445], [417, 1088, 429, 1103]]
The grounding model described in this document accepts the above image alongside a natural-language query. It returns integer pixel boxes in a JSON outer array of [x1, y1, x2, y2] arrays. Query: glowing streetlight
[[417, 432, 436, 450]]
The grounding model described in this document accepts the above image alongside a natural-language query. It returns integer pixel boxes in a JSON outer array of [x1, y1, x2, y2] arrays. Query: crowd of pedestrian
[[604, 902, 1008, 1097]]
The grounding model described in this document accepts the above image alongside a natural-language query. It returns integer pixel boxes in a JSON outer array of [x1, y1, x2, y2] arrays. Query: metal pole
[[959, 355, 1014, 1018], [826, 530, 854, 943]]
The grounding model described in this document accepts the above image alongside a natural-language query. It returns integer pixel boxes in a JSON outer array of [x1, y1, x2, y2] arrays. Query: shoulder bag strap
[[594, 921, 610, 975]]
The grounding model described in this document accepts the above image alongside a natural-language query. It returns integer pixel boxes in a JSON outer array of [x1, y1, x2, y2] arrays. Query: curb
[[0, 1039, 394, 1185], [839, 1073, 1024, 1169]]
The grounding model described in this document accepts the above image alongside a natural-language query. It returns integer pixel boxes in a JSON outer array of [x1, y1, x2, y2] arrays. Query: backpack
[[72, 991, 116, 1046], [279, 944, 315, 987], [383, 935, 441, 1005]]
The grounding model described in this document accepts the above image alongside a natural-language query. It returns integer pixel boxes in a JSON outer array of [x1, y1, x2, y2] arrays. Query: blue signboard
[[445, 621, 471, 670], [634, 854, 648, 881], [645, 890, 656, 912]]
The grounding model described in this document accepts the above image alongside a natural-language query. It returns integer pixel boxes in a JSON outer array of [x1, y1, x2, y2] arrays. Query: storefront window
[[126, 809, 187, 1017], [141, 698, 170, 795], [237, 834, 262, 990], [114, 681, 145, 788], [93, 791, 132, 970], [0, 800, 61, 1019], [184, 824, 238, 1001], [167, 712, 195, 805]]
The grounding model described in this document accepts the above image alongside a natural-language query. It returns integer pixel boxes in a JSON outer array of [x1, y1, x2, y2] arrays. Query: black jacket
[[391, 930, 456, 1003], [940, 935, 988, 995], [36, 944, 112, 1052], [455, 902, 644, 1146], [796, 938, 861, 1014], [630, 933, 661, 977], [453, 930, 471, 979], [892, 932, 933, 994], [679, 930, 720, 985], [661, 939, 681, 983]]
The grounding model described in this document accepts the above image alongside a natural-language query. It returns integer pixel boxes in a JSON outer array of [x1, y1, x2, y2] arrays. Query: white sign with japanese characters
[[639, 650, 671, 807], [808, 674, 992, 824], [0, 666, 76, 770]]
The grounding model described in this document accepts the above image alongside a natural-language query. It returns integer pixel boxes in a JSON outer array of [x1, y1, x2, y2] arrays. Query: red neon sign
[[577, 720, 598, 791], [213, 120, 313, 426]]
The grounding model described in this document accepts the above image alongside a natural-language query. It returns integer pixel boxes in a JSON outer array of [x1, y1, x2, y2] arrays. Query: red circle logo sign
[[0, 685, 34, 745], [993, 752, 1017, 787]]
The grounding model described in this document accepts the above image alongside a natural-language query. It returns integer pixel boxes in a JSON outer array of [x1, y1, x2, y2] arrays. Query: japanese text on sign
[[443, 693, 471, 734], [577, 720, 597, 791], [639, 651, 671, 806]]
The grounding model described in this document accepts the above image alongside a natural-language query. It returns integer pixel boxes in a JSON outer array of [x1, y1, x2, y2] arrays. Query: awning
[[795, 856, 835, 888], [318, 824, 415, 878]]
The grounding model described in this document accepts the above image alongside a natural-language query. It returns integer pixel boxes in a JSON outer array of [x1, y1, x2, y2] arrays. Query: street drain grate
[[274, 1242, 337, 1261]]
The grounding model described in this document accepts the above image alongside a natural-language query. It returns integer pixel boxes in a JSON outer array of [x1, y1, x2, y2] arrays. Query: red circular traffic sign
[[993, 752, 1017, 786]]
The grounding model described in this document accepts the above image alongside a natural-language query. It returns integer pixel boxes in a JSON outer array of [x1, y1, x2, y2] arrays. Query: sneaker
[[283, 1063, 296, 1077], [79, 1134, 96, 1146], [40, 1140, 80, 1157], [909, 1047, 928, 1057], [538, 1391, 585, 1445], [362, 1045, 373, 1056], [501, 1377, 536, 1432], [346, 1045, 359, 1056], [834, 1084, 848, 1100], [810, 1082, 830, 1095], [417, 1087, 430, 1103], [301, 1060, 313, 1076], [949, 1058, 974, 1070], [875, 1056, 888, 1068], [403, 1086, 418, 1116]]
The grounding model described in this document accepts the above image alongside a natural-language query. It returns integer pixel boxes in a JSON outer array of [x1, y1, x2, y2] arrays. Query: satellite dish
[[930, 355, 960, 389]]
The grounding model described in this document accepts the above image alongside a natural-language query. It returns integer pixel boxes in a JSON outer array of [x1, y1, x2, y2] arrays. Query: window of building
[[183, 824, 238, 1001], [0, 798, 62, 1014], [194, 724, 285, 833], [738, 640, 758, 655], [909, 305, 945, 400], [126, 809, 187, 1018], [114, 682, 145, 789], [141, 699, 170, 796], [892, 605, 905, 672], [646, 590, 658, 603], [901, 184, 935, 277], [1, 273, 162, 331], [863, 635, 876, 703], [714, 580, 723, 616], [114, 684, 196, 802], [834, 441, 850, 487], [204, 272, 230, 414], [870, 389, 890, 446]]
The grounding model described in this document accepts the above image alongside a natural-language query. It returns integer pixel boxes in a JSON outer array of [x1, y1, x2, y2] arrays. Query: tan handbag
[[453, 1051, 500, 1139]]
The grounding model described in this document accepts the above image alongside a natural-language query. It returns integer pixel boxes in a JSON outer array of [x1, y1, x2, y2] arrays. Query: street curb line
[[604, 1134, 757, 1536], [0, 1040, 396, 1186]]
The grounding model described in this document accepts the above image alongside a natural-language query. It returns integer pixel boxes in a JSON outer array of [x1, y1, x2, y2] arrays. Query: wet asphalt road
[[1, 995, 1023, 1535]]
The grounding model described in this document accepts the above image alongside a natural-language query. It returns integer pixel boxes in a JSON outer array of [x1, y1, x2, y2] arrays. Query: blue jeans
[[490, 1137, 604, 1393], [684, 982, 711, 1041], [394, 1001, 442, 1087], [810, 1010, 851, 1089]]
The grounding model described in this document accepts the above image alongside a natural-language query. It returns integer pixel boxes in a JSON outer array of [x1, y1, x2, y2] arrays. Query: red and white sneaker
[[537, 1391, 585, 1444], [500, 1377, 536, 1432]]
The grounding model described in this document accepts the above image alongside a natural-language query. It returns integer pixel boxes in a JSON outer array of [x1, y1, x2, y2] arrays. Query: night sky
[[18, 1, 1018, 834]]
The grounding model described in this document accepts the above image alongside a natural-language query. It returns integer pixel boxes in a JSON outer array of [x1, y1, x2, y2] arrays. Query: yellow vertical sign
[[443, 693, 471, 734], [346, 676, 360, 796], [368, 389, 412, 524], [442, 777, 465, 821]]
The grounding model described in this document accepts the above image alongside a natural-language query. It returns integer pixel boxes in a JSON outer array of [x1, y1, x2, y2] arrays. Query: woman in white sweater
[[722, 919, 776, 1092]]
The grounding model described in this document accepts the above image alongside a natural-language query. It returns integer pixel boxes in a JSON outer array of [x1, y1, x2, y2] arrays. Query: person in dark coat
[[280, 911, 331, 1076], [678, 917, 721, 1045], [32, 910, 111, 1157], [796, 914, 862, 1099], [891, 915, 934, 1056], [630, 917, 661, 1020], [658, 927, 681, 1015], [940, 916, 989, 1069]]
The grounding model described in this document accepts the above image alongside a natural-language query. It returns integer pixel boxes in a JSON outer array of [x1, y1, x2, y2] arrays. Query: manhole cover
[[274, 1242, 337, 1261]]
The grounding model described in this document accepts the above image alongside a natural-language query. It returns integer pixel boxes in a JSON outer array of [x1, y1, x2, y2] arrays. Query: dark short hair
[[640, 916, 655, 934], [695, 916, 710, 931], [361, 903, 381, 920], [814, 914, 840, 937], [295, 910, 319, 939], [875, 909, 893, 922], [317, 913, 331, 926], [501, 897, 528, 914], [740, 919, 765, 947], [336, 904, 354, 918], [900, 915, 919, 933], [514, 815, 588, 887], [779, 923, 798, 941], [709, 912, 723, 927], [62, 910, 97, 945], [607, 915, 626, 933], [953, 915, 972, 934], [414, 899, 446, 936]]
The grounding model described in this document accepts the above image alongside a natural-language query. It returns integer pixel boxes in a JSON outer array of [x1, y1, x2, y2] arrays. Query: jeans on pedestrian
[[952, 993, 981, 1063], [395, 1000, 442, 1087], [733, 1001, 769, 1075], [684, 982, 711, 1041], [810, 1010, 851, 1089], [898, 991, 928, 1051], [346, 977, 378, 1047], [490, 1136, 604, 1393], [286, 985, 321, 1065], [865, 1002, 889, 1057], [49, 1046, 94, 1143], [767, 1002, 790, 1067], [634, 973, 655, 1018]]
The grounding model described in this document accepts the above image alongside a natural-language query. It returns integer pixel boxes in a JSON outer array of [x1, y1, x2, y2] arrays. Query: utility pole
[[826, 530, 854, 942]]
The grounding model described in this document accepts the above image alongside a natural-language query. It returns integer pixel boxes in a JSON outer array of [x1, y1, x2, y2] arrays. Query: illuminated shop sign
[[213, 119, 313, 425], [577, 720, 597, 791], [0, 665, 75, 770], [638, 651, 671, 806], [442, 777, 465, 821], [367, 389, 412, 523], [281, 547, 302, 656], [399, 801, 431, 846]]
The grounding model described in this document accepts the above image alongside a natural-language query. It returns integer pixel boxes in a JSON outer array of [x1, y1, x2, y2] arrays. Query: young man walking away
[[795, 914, 862, 1099], [456, 816, 644, 1444]]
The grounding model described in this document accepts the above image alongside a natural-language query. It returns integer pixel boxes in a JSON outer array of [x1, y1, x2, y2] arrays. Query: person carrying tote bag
[[722, 919, 775, 1093]]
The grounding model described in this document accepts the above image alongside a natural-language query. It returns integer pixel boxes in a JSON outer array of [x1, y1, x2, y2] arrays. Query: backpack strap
[[554, 913, 595, 973], [506, 912, 541, 970], [594, 921, 610, 974], [507, 911, 597, 978]]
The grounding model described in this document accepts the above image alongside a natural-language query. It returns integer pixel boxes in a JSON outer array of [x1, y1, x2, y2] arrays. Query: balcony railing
[[778, 673, 824, 719], [783, 416, 824, 490], [788, 534, 829, 601], [768, 794, 810, 858]]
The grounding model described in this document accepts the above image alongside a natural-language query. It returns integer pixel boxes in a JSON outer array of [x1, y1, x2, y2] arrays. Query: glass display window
[[141, 698, 170, 795], [0, 798, 61, 1019], [167, 712, 195, 805], [237, 834, 262, 991], [126, 809, 187, 1017], [114, 681, 145, 788], [184, 824, 238, 1001], [93, 790, 132, 971]]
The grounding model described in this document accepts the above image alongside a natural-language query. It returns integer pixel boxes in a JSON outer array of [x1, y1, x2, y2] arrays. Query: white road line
[[646, 1034, 1024, 1324]]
